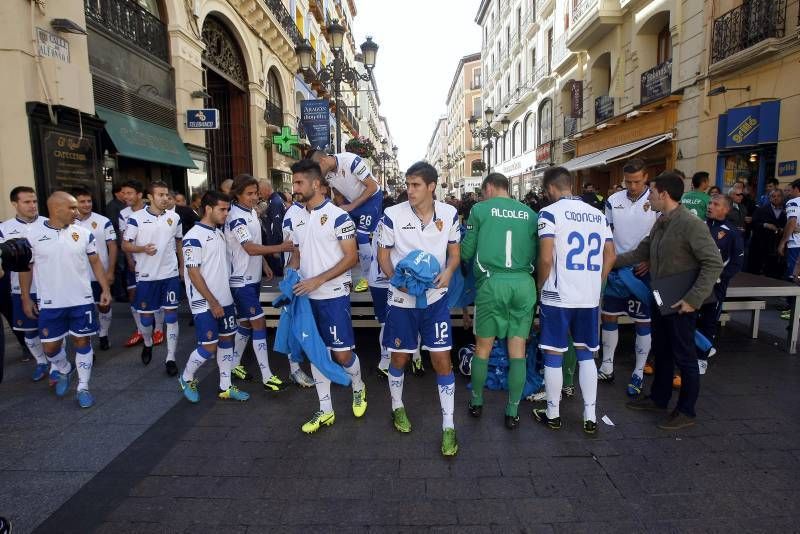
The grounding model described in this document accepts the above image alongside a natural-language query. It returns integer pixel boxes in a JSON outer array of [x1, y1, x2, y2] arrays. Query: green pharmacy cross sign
[[272, 126, 300, 155]]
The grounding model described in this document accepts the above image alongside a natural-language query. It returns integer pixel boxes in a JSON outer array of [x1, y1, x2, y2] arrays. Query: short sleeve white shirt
[[786, 197, 800, 248], [0, 215, 48, 295], [182, 223, 233, 313], [538, 197, 613, 308], [76, 212, 116, 279], [225, 202, 263, 287], [378, 200, 460, 308], [326, 152, 380, 203], [123, 207, 183, 281], [605, 189, 659, 254], [293, 199, 355, 300], [282, 202, 305, 267], [27, 222, 97, 309]]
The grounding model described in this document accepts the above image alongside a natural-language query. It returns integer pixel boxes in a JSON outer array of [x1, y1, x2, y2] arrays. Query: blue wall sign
[[779, 160, 797, 177], [186, 109, 220, 130], [717, 101, 780, 150], [300, 99, 331, 150]]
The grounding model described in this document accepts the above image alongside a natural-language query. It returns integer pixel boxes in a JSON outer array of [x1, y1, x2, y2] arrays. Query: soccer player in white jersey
[[0, 186, 51, 381], [122, 180, 183, 376], [310, 150, 383, 293], [225, 174, 293, 392], [73, 187, 117, 351], [533, 167, 616, 434], [20, 192, 112, 408], [377, 161, 461, 457], [179, 191, 250, 403], [600, 158, 660, 396], [779, 179, 800, 283], [288, 159, 365, 434]]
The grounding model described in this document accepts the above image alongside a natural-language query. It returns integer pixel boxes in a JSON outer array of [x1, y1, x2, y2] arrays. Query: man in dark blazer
[[748, 189, 786, 278]]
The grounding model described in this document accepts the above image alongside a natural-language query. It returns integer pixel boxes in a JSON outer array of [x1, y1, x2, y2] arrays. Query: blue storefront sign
[[186, 109, 220, 130], [716, 101, 780, 149], [300, 99, 331, 150], [779, 160, 797, 177]]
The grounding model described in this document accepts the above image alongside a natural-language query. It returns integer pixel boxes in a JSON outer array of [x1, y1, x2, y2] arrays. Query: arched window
[[266, 69, 283, 126], [523, 112, 534, 151], [512, 122, 521, 157], [538, 99, 552, 145]]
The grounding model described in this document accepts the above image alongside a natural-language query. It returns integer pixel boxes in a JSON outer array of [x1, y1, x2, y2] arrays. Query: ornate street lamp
[[469, 108, 509, 174], [375, 137, 397, 191]]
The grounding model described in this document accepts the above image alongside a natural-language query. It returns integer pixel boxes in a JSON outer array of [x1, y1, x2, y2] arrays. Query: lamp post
[[295, 22, 378, 153], [374, 138, 398, 191], [468, 107, 509, 175]]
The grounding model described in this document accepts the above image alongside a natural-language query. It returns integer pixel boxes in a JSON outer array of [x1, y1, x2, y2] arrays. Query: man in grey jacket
[[617, 172, 723, 430]]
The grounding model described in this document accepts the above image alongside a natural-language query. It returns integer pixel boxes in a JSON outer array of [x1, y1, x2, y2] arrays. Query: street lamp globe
[[295, 40, 314, 71], [392, 145, 398, 157], [327, 20, 346, 52], [484, 107, 495, 125], [360, 37, 378, 69], [501, 117, 510, 134], [468, 115, 477, 129]]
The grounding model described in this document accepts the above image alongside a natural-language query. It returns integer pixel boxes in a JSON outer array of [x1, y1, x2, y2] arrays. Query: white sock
[[75, 346, 93, 391], [46, 348, 70, 374], [634, 333, 651, 379], [578, 359, 598, 422], [140, 314, 154, 347], [165, 320, 178, 362], [544, 365, 563, 419], [600, 326, 618, 375], [24, 335, 47, 365], [252, 330, 272, 380], [218, 343, 234, 390], [412, 345, 422, 363], [388, 365, 404, 410], [357, 241, 371, 280], [182, 348, 208, 382], [234, 327, 251, 367], [99, 310, 112, 337], [310, 363, 333, 413], [437, 373, 456, 430], [154, 308, 165, 333], [343, 352, 364, 391], [289, 359, 301, 374], [131, 307, 144, 334], [378, 325, 390, 371]]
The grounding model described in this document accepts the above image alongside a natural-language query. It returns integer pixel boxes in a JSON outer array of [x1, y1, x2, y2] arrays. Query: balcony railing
[[710, 0, 786, 64], [263, 0, 304, 47], [572, 0, 598, 24], [264, 100, 283, 126], [551, 32, 570, 68], [640, 58, 672, 105], [595, 95, 614, 123], [84, 0, 168, 61], [564, 116, 578, 138]]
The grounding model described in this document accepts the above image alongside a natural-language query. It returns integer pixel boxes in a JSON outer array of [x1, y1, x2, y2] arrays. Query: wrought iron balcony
[[264, 100, 283, 126], [572, 0, 598, 24], [640, 59, 672, 105], [594, 95, 614, 123], [564, 116, 578, 138], [84, 0, 168, 61], [710, 0, 786, 64], [263, 0, 304, 47], [551, 32, 571, 70]]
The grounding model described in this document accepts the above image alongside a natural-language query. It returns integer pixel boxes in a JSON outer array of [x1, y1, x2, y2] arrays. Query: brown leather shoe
[[626, 396, 668, 412], [657, 410, 696, 430]]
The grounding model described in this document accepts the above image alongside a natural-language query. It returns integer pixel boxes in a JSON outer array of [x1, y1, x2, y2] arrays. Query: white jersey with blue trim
[[326, 152, 380, 203], [291, 199, 355, 300], [377, 200, 460, 308], [786, 197, 800, 248], [605, 189, 659, 254], [538, 197, 613, 308], [0, 215, 48, 294], [225, 202, 264, 287], [282, 202, 305, 267], [76, 212, 116, 279], [26, 222, 97, 309], [123, 207, 183, 282], [182, 223, 233, 314]]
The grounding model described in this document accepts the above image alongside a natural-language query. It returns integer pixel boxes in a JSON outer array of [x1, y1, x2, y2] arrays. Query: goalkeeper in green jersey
[[461, 173, 538, 429]]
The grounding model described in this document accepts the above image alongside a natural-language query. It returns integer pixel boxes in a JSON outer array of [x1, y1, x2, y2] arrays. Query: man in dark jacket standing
[[257, 178, 287, 277], [618, 172, 723, 430], [748, 189, 786, 278]]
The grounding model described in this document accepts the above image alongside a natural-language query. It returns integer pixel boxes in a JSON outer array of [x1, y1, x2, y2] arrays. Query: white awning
[[563, 133, 673, 172]]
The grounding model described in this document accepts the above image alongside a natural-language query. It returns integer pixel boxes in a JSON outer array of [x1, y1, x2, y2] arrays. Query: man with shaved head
[[20, 191, 112, 408]]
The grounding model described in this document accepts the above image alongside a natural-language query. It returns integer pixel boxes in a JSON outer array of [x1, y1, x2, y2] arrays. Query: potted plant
[[345, 136, 376, 159]]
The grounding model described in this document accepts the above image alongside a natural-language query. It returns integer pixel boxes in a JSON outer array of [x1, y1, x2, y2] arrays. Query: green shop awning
[[96, 106, 196, 168]]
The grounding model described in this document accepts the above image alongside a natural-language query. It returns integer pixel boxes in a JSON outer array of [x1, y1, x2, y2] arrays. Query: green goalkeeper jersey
[[461, 196, 538, 280], [681, 190, 710, 220]]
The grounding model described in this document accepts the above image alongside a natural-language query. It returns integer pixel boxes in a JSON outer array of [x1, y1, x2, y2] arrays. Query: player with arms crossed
[[534, 167, 616, 434], [309, 150, 383, 293], [179, 191, 249, 402], [122, 181, 183, 375], [289, 159, 366, 433], [21, 192, 112, 408], [378, 161, 461, 456]]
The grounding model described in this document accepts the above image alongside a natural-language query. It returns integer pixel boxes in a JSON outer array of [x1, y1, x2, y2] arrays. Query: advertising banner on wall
[[300, 99, 331, 150]]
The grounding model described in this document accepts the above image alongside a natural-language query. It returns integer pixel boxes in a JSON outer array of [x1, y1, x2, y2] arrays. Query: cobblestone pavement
[[1, 303, 798, 533]]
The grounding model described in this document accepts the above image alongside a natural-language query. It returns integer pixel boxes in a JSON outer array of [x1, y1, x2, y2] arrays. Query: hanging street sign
[[186, 109, 220, 129], [272, 126, 300, 155]]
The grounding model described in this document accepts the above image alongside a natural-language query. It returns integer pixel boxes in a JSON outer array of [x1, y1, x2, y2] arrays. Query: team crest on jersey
[[206, 330, 213, 340], [16, 319, 22, 326], [435, 219, 443, 232], [91, 221, 98, 229], [394, 337, 401, 348], [717, 231, 726, 240], [167, 218, 173, 226], [42, 328, 48, 337], [71, 232, 79, 242], [320, 214, 328, 226], [140, 302, 147, 309], [249, 306, 256, 314], [643, 202, 651, 212]]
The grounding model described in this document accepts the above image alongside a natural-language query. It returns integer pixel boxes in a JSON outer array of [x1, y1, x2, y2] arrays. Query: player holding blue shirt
[[534, 167, 616, 434]]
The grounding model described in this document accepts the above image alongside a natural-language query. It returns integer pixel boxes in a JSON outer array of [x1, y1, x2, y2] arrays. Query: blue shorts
[[193, 304, 237, 345], [135, 277, 181, 312], [786, 247, 800, 279], [232, 283, 264, 320], [39, 304, 97, 342], [602, 295, 651, 322], [310, 295, 355, 351], [369, 286, 389, 324], [350, 191, 383, 235], [539, 304, 600, 352], [383, 296, 452, 353], [11, 293, 38, 332]]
